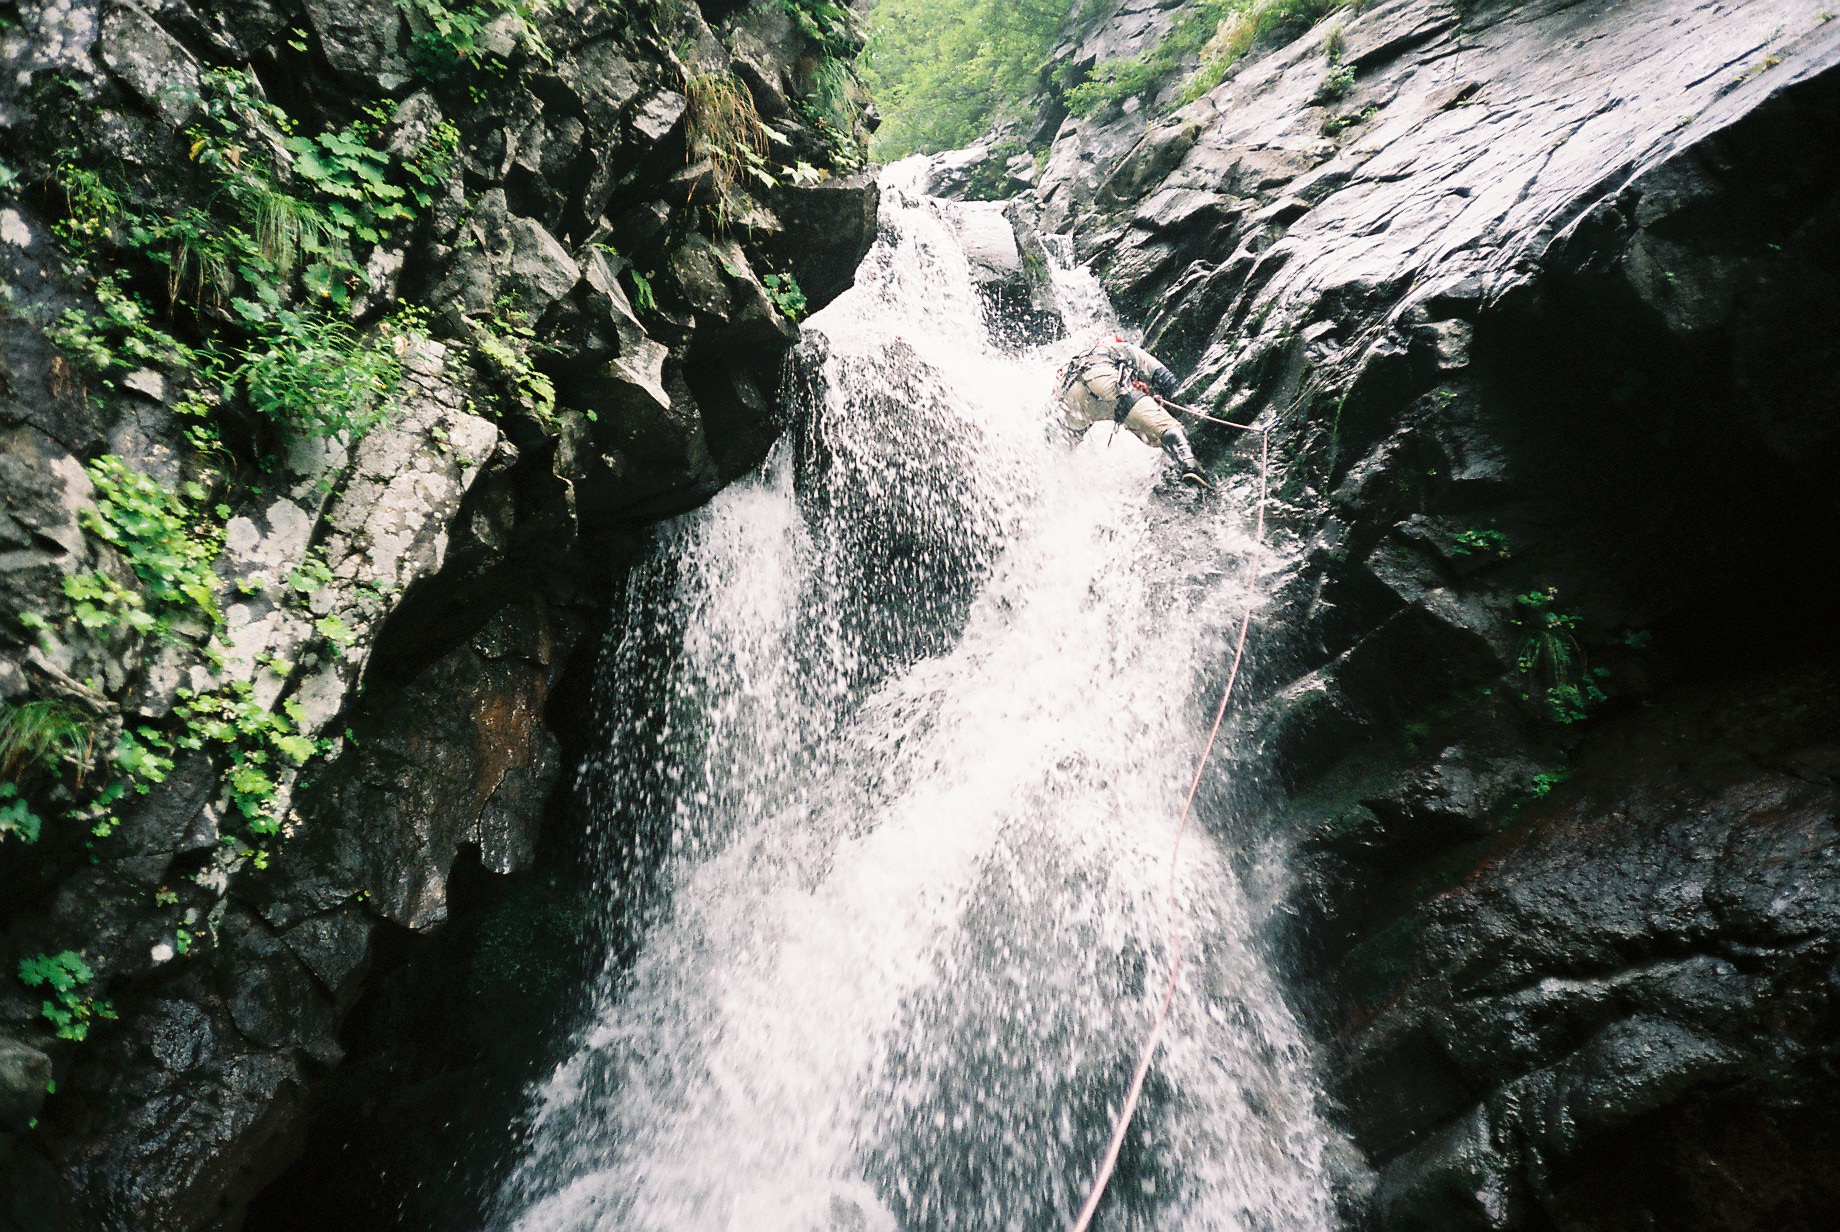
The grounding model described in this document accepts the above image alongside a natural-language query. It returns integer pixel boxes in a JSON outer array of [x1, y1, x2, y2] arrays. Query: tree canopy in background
[[859, 0, 1357, 162], [860, 0, 1083, 161]]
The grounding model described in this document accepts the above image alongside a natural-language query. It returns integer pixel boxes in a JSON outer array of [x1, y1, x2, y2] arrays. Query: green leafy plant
[[78, 456, 224, 637], [626, 268, 657, 315], [0, 783, 45, 844], [1450, 527, 1510, 559], [49, 159, 123, 252], [778, 0, 863, 56], [1527, 768, 1572, 799], [17, 952, 116, 1042], [1514, 588, 1606, 724], [47, 276, 195, 384], [792, 55, 868, 172], [286, 551, 335, 597], [1313, 62, 1356, 104], [183, 73, 456, 306], [471, 303, 557, 423], [396, 0, 553, 77], [50, 73, 449, 447], [763, 272, 809, 322], [229, 304, 411, 439], [173, 684, 324, 835]]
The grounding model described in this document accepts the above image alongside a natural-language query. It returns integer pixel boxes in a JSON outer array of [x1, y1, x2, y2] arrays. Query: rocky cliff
[[0, 1, 876, 1228], [997, 0, 1840, 1227]]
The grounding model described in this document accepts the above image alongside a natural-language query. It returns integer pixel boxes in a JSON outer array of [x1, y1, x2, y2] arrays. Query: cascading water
[[491, 163, 1346, 1232]]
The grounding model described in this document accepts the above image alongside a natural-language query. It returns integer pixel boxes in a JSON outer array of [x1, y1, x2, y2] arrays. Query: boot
[[1161, 427, 1211, 489]]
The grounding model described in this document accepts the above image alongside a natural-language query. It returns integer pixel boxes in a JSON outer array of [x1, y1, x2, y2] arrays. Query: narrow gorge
[[2, 1, 1838, 1230]]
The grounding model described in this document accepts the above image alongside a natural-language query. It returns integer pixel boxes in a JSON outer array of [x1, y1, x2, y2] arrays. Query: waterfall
[[490, 162, 1346, 1232]]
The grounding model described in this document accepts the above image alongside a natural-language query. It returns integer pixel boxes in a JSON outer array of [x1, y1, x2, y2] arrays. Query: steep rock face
[[0, 1, 877, 1228], [1031, 0, 1840, 1227]]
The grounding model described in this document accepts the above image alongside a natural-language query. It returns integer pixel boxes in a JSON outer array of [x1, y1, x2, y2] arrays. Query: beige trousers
[[1059, 363, 1179, 447]]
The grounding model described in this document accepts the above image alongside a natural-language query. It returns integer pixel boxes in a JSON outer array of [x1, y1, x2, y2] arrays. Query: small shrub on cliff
[[1450, 527, 1510, 558], [1514, 588, 1607, 724], [231, 305, 413, 440], [470, 302, 558, 424], [172, 684, 324, 834], [46, 276, 194, 387], [1313, 62, 1356, 104], [794, 56, 870, 173]]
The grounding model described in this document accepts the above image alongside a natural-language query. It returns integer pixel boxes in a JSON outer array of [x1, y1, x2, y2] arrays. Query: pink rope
[[1067, 426, 1272, 1232]]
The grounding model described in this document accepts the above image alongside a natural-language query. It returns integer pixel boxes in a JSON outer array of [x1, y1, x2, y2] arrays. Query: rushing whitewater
[[491, 164, 1344, 1232]]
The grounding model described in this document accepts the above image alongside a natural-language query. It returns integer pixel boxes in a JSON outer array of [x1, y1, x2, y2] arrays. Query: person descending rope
[[1055, 336, 1210, 488]]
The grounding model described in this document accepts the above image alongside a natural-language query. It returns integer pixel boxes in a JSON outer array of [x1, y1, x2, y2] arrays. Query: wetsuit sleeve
[[1127, 345, 1178, 397]]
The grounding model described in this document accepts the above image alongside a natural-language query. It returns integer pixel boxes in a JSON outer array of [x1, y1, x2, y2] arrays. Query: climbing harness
[[1065, 421, 1273, 1232]]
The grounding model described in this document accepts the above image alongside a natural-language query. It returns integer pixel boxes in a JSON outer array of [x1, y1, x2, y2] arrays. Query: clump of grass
[[685, 72, 773, 225], [0, 700, 96, 783]]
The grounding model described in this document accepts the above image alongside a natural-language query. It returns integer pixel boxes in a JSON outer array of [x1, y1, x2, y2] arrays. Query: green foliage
[[778, 0, 864, 56], [471, 303, 557, 423], [173, 684, 326, 835], [49, 72, 450, 443], [77, 456, 223, 637], [1065, 0, 1354, 119], [1514, 588, 1607, 724], [862, 0, 1076, 159], [956, 138, 1028, 200], [794, 56, 869, 173], [0, 783, 46, 844], [1527, 768, 1571, 799], [286, 552, 334, 598], [1450, 527, 1510, 559], [60, 570, 156, 636], [1313, 62, 1356, 104], [396, 0, 553, 77], [625, 268, 657, 315], [230, 304, 413, 439], [50, 160, 122, 250], [17, 952, 116, 1042], [47, 276, 194, 385], [763, 272, 809, 322], [1063, 0, 1237, 117], [42, 455, 337, 846], [686, 72, 775, 225], [0, 700, 95, 784], [184, 71, 456, 305]]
